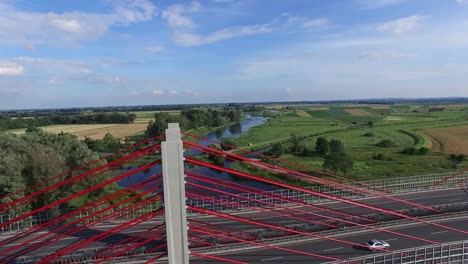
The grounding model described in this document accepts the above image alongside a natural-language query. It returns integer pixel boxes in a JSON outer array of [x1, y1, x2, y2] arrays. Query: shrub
[[419, 147, 430, 155], [372, 153, 386, 160], [402, 147, 430, 155], [376, 140, 395, 148], [362, 132, 375, 137], [402, 147, 418, 155]]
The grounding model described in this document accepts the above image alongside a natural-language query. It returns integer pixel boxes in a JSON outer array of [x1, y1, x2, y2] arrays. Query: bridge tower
[[161, 123, 189, 264]]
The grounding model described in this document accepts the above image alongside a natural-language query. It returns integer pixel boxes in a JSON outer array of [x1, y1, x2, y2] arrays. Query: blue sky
[[0, 0, 467, 109]]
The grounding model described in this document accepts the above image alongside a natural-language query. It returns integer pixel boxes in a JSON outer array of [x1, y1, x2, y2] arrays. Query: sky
[[0, 0, 467, 109]]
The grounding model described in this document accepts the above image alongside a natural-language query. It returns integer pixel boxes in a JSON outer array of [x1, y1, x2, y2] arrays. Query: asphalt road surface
[[0, 188, 467, 263]]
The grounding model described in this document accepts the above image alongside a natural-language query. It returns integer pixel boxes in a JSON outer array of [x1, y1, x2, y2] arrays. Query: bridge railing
[[188, 170, 468, 212], [324, 240, 468, 264], [1, 171, 467, 234]]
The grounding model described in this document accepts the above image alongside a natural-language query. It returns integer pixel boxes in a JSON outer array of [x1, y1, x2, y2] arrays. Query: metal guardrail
[[10, 211, 468, 264], [188, 170, 468, 212], [324, 240, 468, 264], [190, 210, 468, 255], [1, 171, 467, 234]]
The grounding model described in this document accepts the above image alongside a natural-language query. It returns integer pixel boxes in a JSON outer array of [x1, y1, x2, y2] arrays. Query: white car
[[365, 239, 390, 251]]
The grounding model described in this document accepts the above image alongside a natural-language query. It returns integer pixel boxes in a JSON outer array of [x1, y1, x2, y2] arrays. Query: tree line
[[146, 108, 243, 138], [0, 112, 136, 131]]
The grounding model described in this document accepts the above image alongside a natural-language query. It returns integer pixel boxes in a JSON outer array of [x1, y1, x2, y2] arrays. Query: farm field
[[421, 125, 468, 154], [9, 123, 148, 139], [131, 110, 180, 121], [235, 103, 468, 179]]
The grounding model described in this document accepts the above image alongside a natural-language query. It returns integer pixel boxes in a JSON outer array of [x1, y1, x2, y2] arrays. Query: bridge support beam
[[162, 123, 189, 264]]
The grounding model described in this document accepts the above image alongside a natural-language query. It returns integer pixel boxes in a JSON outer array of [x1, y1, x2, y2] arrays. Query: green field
[[234, 103, 468, 179], [131, 110, 181, 121]]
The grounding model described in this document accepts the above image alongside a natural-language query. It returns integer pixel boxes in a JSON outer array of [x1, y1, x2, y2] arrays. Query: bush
[[419, 147, 430, 155], [402, 147, 418, 155], [315, 137, 330, 155], [376, 140, 395, 148], [362, 132, 375, 137], [372, 153, 386, 160], [402, 147, 430, 155]]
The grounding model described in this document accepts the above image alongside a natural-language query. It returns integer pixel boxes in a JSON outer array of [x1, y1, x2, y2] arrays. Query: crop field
[[296, 110, 312, 117], [309, 107, 330, 111], [11, 123, 148, 139], [233, 102, 468, 179], [421, 125, 468, 154], [344, 109, 372, 116], [131, 110, 180, 121]]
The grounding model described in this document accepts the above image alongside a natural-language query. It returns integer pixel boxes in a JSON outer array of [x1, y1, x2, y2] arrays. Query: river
[[118, 114, 278, 192]]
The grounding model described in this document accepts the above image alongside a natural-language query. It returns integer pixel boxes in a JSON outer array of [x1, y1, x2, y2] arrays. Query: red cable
[[0, 173, 162, 250], [187, 170, 374, 223], [187, 181, 339, 229], [0, 159, 161, 230], [185, 141, 439, 213], [0, 144, 160, 214], [188, 176, 440, 245], [183, 131, 390, 192], [186, 157, 468, 236], [0, 133, 164, 202]]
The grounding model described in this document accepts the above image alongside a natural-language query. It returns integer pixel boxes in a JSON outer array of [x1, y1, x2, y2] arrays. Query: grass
[[232, 103, 468, 180], [234, 116, 347, 149], [131, 110, 181, 121]]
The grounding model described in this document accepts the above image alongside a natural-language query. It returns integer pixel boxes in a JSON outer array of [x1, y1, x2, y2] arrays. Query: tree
[[329, 139, 345, 153], [376, 140, 395, 148], [207, 144, 224, 166], [268, 143, 284, 158], [368, 121, 374, 127], [221, 137, 237, 151], [448, 154, 465, 168], [322, 152, 354, 176], [315, 137, 330, 155], [102, 133, 121, 153], [289, 133, 304, 155]]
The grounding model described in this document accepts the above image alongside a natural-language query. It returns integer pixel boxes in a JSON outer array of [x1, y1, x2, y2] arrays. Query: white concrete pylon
[[162, 123, 189, 264]]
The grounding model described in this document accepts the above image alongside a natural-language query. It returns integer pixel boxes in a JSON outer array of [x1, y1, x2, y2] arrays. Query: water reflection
[[119, 115, 276, 192]]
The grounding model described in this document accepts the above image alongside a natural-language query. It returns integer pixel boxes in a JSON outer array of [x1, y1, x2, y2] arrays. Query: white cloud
[[0, 0, 157, 47], [302, 18, 329, 28], [111, 0, 157, 23], [377, 15, 425, 35], [162, 2, 200, 30], [0, 63, 24, 76], [145, 45, 165, 53], [456, 0, 468, 4], [152, 89, 165, 96], [162, 1, 271, 46], [168, 90, 177, 95], [172, 24, 271, 46]]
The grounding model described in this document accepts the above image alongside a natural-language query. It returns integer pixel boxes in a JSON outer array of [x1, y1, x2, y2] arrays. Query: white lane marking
[[431, 231, 449, 235], [385, 238, 399, 242], [261, 256, 284, 262], [324, 247, 343, 252]]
